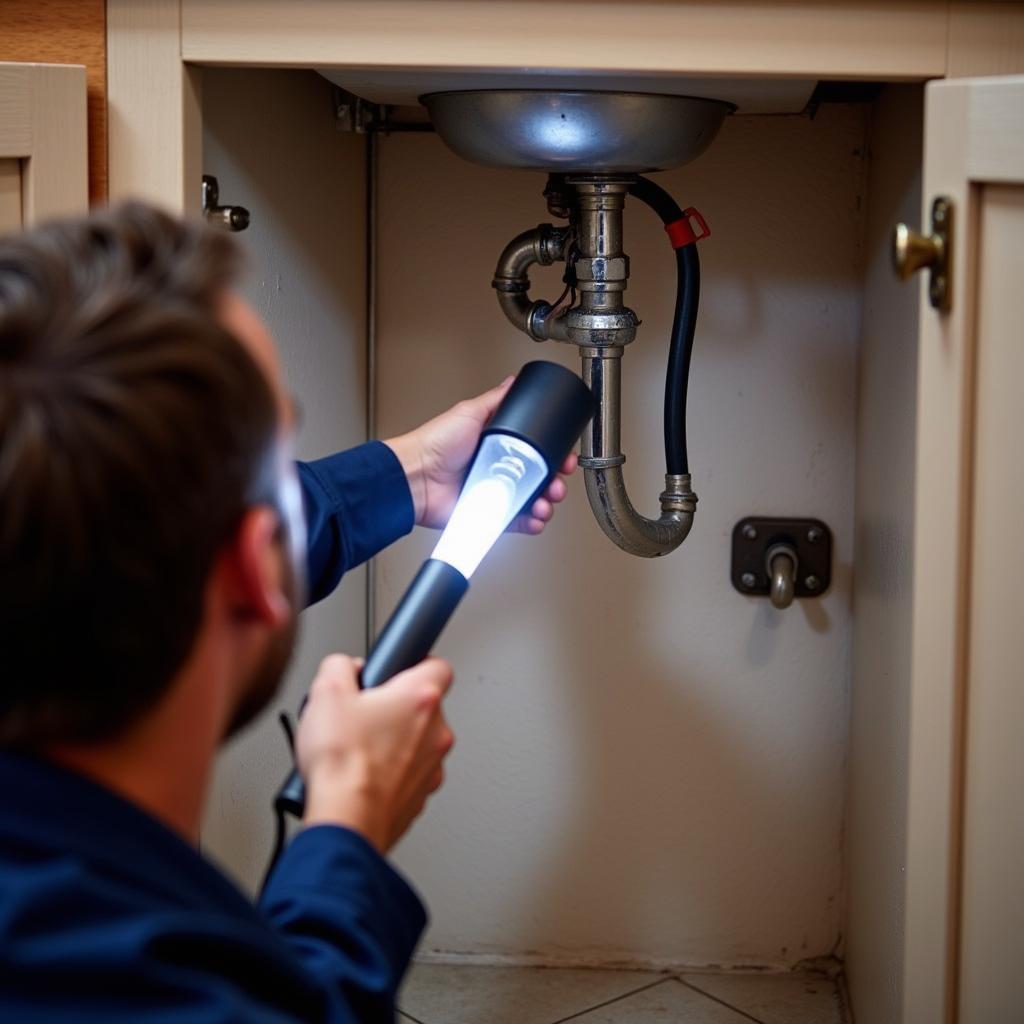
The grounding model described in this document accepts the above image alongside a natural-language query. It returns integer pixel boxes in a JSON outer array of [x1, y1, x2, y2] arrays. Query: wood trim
[[947, 2, 1024, 78], [0, 160, 24, 232], [903, 75, 975, 1024], [0, 62, 89, 224], [180, 0, 949, 80], [961, 74, 1024, 181], [956, 181, 1024, 1023], [107, 0, 201, 213], [0, 0, 107, 204], [903, 73, 1024, 1024]]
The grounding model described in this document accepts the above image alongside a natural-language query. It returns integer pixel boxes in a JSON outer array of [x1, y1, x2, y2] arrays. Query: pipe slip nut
[[565, 307, 639, 348], [660, 474, 698, 514], [578, 454, 627, 470], [575, 256, 630, 282], [492, 276, 531, 293]]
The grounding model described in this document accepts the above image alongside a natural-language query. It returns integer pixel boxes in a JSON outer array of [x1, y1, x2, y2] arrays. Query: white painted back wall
[[376, 106, 866, 968]]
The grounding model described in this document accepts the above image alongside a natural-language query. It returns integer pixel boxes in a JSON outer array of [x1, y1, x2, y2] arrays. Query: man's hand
[[297, 654, 454, 854], [385, 378, 578, 534]]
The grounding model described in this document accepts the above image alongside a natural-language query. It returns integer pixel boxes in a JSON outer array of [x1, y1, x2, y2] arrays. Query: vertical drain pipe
[[569, 178, 698, 558], [490, 176, 699, 558]]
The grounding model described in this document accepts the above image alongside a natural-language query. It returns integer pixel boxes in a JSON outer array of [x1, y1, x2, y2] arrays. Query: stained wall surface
[[376, 105, 867, 967], [199, 69, 368, 890], [845, 85, 922, 1024]]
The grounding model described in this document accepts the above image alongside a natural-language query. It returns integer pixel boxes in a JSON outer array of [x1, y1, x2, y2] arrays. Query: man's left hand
[[385, 377, 578, 534]]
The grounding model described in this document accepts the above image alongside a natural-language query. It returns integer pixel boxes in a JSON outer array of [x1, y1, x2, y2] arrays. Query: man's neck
[[48, 638, 229, 844]]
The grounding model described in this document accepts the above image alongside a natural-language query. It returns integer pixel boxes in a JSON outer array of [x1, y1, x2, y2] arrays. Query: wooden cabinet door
[[0, 62, 88, 228], [904, 75, 1024, 1024]]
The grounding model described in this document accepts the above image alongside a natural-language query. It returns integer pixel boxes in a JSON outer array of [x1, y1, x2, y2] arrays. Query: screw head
[[741, 572, 757, 589], [742, 524, 758, 541], [807, 527, 823, 544], [804, 575, 821, 591]]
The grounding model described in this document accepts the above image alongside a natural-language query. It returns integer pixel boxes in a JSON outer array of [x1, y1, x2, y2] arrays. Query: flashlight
[[274, 361, 595, 819]]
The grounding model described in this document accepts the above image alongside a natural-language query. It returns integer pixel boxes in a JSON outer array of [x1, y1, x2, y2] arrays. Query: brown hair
[[0, 202, 279, 745]]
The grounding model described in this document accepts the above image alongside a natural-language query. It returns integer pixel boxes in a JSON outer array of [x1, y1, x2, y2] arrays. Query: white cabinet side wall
[[377, 106, 865, 967], [199, 69, 367, 892], [844, 84, 923, 1024]]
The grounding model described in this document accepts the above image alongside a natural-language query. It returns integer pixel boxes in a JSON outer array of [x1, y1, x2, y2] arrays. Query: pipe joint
[[575, 255, 630, 282], [660, 473, 698, 515], [583, 467, 697, 558], [565, 307, 638, 348], [528, 300, 571, 343], [578, 453, 627, 470], [493, 224, 571, 340]]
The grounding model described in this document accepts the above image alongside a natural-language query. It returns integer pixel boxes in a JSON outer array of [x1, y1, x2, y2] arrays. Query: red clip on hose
[[665, 207, 711, 249]]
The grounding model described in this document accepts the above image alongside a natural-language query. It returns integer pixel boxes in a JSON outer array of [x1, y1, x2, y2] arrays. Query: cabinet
[[0, 1, 107, 203], [0, 62, 87, 227], [100, 4, 1024, 1022]]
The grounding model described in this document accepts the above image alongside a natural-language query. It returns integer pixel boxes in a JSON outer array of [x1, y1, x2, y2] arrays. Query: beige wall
[[844, 85, 922, 1022], [196, 71, 912, 972], [377, 105, 867, 968], [199, 69, 368, 889]]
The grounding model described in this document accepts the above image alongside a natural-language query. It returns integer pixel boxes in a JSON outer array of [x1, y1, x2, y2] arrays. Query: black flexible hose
[[627, 177, 700, 477]]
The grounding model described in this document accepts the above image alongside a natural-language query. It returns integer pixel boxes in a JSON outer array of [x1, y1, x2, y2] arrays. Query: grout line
[[546, 976, 677, 1024], [397, 1008, 428, 1024], [675, 977, 769, 1024]]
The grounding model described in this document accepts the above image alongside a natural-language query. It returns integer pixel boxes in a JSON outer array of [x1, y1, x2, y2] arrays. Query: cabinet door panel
[[957, 182, 1024, 1022], [0, 159, 22, 232], [905, 74, 1024, 1024], [0, 62, 87, 226]]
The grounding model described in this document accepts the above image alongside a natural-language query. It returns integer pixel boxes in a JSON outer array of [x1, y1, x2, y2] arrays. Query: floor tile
[[566, 978, 755, 1023], [398, 962, 665, 1024], [680, 972, 845, 1024]]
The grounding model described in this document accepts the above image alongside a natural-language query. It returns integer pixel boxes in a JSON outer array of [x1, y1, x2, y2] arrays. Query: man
[[0, 203, 574, 1021]]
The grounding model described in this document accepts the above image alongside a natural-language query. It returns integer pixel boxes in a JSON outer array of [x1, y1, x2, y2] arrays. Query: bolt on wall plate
[[730, 517, 832, 601]]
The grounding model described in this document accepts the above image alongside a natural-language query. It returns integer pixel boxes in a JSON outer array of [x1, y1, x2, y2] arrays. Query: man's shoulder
[[0, 750, 300, 980], [0, 823, 323, 1022]]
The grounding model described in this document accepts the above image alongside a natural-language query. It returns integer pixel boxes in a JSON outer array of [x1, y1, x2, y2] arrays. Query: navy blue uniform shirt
[[0, 441, 422, 1022]]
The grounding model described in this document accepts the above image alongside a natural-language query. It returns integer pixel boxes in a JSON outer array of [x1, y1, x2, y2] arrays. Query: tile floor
[[398, 962, 849, 1023]]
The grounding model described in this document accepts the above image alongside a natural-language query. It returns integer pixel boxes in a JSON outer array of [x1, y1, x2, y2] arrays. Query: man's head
[[0, 202, 302, 749]]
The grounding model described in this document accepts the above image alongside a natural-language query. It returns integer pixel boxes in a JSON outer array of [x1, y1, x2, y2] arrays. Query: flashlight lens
[[431, 434, 548, 579]]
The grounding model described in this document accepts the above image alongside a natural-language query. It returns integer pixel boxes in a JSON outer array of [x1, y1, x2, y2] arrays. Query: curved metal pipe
[[492, 225, 570, 341], [581, 352, 697, 557]]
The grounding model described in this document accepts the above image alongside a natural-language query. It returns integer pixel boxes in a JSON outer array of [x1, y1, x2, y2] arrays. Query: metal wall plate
[[730, 517, 832, 599]]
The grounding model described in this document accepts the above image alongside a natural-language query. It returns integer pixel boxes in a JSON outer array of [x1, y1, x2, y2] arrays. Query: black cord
[[277, 710, 296, 755], [627, 176, 701, 477], [260, 712, 297, 891], [260, 801, 288, 893]]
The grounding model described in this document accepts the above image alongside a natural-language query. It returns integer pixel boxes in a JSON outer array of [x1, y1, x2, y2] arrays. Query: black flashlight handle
[[275, 559, 469, 819]]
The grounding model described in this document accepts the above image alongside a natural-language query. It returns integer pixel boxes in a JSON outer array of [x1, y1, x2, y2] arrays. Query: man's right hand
[[296, 654, 454, 854]]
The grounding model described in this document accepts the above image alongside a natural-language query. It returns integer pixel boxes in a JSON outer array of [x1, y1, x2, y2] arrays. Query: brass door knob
[[892, 223, 943, 280], [891, 196, 953, 311]]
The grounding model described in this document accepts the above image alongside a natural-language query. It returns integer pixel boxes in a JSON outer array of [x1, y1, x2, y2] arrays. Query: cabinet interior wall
[[198, 68, 921, 977]]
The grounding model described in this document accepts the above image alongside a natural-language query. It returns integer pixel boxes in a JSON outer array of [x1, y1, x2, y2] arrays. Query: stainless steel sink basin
[[421, 90, 732, 173]]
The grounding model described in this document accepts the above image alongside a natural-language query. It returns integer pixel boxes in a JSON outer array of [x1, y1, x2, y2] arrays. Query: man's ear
[[218, 506, 292, 627]]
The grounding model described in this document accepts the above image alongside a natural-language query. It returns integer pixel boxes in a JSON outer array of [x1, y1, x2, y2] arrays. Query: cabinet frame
[[0, 61, 87, 224], [905, 73, 1024, 1024], [104, 4, 1024, 1021]]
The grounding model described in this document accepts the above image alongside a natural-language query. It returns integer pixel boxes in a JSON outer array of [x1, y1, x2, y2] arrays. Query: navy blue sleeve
[[260, 826, 427, 1023], [298, 441, 415, 606]]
